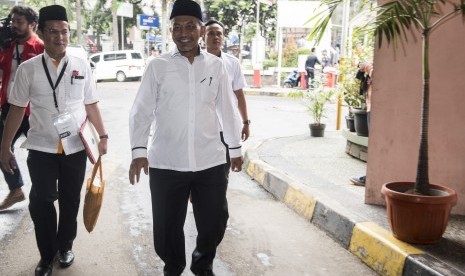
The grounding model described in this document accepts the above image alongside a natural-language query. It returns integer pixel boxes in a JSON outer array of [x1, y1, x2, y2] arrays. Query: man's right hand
[[129, 157, 149, 185], [0, 148, 16, 174]]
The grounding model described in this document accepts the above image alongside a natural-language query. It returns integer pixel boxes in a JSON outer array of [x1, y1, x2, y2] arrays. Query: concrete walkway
[[243, 131, 465, 276]]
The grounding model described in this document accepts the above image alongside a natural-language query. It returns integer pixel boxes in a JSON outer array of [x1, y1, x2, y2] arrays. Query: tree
[[25, 0, 84, 44], [311, 0, 465, 195], [203, 0, 277, 39], [86, 0, 112, 49]]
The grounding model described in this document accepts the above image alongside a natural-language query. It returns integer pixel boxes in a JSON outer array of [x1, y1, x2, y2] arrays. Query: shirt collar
[[170, 45, 204, 58], [43, 51, 69, 67]]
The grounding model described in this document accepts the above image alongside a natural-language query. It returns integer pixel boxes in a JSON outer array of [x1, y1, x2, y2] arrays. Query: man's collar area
[[170, 45, 204, 58], [43, 51, 69, 64]]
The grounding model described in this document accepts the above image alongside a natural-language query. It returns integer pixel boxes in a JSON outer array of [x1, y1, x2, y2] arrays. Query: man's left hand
[[230, 156, 243, 172]]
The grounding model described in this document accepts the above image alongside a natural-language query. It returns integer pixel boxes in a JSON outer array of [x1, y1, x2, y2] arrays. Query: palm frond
[[306, 0, 340, 43], [373, 1, 423, 47]]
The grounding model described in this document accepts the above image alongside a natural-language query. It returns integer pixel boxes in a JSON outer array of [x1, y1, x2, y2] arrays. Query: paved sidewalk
[[244, 131, 465, 276]]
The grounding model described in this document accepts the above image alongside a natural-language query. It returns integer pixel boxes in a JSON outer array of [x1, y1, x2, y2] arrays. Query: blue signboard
[[146, 33, 162, 43], [138, 15, 159, 29]]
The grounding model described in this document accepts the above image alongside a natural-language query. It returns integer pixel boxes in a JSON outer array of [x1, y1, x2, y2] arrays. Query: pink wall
[[366, 0, 465, 215]]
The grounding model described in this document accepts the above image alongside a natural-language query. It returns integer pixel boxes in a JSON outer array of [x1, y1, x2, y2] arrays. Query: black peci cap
[[169, 0, 203, 22], [38, 5, 68, 29]]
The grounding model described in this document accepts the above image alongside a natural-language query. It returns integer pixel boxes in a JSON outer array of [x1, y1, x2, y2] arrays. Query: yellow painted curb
[[349, 222, 424, 276], [245, 160, 271, 185], [283, 186, 316, 220]]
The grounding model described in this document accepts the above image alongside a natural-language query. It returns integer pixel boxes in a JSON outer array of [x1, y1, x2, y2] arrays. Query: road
[[0, 81, 373, 276]]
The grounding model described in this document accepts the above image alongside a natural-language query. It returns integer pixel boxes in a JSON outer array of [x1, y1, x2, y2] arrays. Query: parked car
[[89, 50, 144, 82]]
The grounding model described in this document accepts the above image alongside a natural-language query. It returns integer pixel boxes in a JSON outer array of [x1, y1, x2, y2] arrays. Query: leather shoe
[[58, 250, 74, 268], [35, 259, 53, 276], [0, 188, 25, 210]]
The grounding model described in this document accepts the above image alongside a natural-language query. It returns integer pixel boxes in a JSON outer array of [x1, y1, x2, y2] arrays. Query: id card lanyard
[[41, 55, 68, 112], [42, 55, 80, 155], [15, 43, 21, 66]]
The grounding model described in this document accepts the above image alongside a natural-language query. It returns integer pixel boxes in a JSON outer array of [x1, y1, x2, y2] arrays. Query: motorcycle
[[283, 69, 301, 88]]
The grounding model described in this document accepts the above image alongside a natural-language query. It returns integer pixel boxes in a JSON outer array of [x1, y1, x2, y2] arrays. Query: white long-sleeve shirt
[[129, 49, 242, 172]]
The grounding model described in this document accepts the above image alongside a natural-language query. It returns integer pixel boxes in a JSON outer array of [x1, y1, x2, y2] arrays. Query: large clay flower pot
[[309, 123, 325, 137], [381, 182, 457, 244]]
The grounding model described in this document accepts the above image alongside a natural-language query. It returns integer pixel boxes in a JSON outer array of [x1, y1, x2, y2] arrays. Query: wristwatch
[[243, 120, 251, 125], [99, 134, 109, 139]]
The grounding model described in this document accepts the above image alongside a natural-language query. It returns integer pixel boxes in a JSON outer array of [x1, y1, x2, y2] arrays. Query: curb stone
[[244, 140, 464, 276]]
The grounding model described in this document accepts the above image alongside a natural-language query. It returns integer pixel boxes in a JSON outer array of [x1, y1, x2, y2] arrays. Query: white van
[[89, 50, 145, 82]]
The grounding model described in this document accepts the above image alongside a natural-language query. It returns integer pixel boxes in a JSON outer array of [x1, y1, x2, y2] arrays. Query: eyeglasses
[[46, 29, 70, 37]]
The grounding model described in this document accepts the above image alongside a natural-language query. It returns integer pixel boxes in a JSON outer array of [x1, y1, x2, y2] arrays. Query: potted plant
[[340, 74, 366, 133], [310, 0, 465, 244], [304, 80, 335, 137]]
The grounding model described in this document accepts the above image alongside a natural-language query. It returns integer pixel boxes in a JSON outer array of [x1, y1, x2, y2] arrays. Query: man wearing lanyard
[[129, 1, 242, 275], [0, 5, 107, 276], [204, 19, 250, 175], [0, 6, 44, 210]]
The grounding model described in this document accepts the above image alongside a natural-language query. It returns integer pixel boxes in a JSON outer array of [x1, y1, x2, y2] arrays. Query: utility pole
[[161, 0, 168, 53], [76, 0, 83, 45], [340, 0, 351, 58], [112, 0, 119, 50]]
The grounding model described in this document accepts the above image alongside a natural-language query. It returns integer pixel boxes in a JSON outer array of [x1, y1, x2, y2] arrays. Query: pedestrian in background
[[305, 47, 321, 88], [0, 5, 44, 211], [204, 18, 250, 174], [0, 5, 107, 276], [321, 49, 331, 69], [145, 46, 159, 66], [351, 61, 373, 187], [128, 1, 243, 275]]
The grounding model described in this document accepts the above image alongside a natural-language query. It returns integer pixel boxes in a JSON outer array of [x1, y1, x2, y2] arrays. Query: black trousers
[[149, 164, 229, 276], [0, 104, 29, 191], [27, 150, 87, 263], [306, 68, 315, 88]]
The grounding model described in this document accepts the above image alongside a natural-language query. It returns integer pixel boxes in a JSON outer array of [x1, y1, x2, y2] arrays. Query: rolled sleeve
[[83, 62, 98, 104], [8, 64, 31, 107]]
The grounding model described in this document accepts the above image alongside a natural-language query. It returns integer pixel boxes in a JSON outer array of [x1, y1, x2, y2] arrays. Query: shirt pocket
[[66, 75, 85, 102], [202, 77, 219, 103]]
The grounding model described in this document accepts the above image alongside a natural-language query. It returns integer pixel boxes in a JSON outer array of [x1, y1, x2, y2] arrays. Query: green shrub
[[263, 59, 278, 69]]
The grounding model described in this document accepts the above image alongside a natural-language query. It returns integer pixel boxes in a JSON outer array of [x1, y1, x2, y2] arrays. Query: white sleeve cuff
[[229, 148, 242, 159], [132, 148, 147, 160]]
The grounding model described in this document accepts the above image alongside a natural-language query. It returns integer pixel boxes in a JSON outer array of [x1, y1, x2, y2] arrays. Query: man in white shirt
[[0, 5, 107, 276], [204, 19, 250, 175], [128, 1, 242, 275]]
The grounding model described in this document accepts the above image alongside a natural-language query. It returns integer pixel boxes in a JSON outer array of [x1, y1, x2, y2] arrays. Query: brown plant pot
[[309, 123, 325, 137], [381, 182, 457, 244]]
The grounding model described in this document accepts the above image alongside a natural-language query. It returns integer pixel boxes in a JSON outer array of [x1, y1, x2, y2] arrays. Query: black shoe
[[35, 259, 53, 276], [58, 250, 74, 268]]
